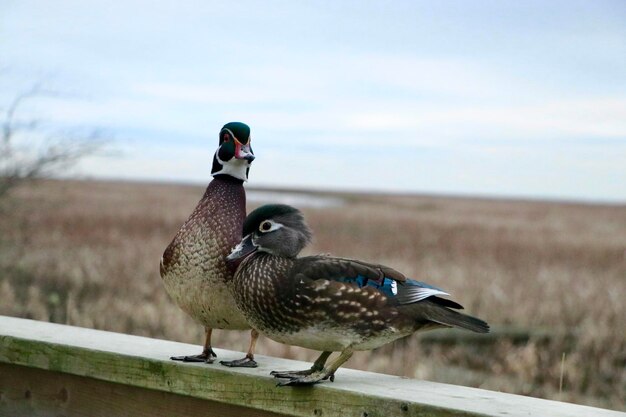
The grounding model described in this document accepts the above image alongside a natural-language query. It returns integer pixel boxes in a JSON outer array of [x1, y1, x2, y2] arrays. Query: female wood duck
[[160, 122, 259, 367], [227, 204, 489, 385]]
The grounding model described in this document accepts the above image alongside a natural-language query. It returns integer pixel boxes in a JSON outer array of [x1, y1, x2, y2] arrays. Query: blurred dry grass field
[[0, 179, 624, 410]]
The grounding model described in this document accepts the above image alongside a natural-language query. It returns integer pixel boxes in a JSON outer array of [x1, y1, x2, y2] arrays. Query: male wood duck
[[160, 122, 259, 367], [227, 204, 489, 385]]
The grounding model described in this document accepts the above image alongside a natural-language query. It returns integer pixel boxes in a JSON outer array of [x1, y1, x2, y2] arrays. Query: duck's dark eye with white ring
[[259, 221, 272, 232]]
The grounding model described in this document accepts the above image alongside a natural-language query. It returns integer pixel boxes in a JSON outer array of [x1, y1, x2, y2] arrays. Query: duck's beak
[[234, 141, 255, 162], [227, 234, 257, 261]]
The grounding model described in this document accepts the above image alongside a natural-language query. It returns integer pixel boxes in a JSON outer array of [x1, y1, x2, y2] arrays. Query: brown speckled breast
[[160, 177, 250, 330]]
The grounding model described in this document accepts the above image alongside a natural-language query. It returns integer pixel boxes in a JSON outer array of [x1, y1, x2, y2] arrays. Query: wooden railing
[[0, 315, 622, 417]]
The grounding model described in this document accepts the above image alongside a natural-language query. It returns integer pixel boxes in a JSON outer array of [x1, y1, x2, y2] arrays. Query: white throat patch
[[213, 151, 251, 182]]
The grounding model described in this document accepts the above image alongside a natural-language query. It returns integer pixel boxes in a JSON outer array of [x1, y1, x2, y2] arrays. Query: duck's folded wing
[[291, 255, 459, 307], [292, 255, 405, 283], [394, 279, 464, 309]]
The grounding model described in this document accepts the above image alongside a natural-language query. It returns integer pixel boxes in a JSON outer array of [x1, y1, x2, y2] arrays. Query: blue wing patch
[[336, 275, 449, 303]]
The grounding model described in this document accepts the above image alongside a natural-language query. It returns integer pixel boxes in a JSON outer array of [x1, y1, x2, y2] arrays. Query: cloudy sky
[[2, 1, 625, 202]]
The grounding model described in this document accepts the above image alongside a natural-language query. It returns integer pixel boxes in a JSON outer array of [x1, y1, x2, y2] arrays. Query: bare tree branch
[[0, 85, 108, 199]]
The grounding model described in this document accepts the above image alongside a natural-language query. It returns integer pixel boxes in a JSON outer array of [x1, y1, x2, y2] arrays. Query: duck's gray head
[[211, 121, 255, 182], [227, 204, 312, 261]]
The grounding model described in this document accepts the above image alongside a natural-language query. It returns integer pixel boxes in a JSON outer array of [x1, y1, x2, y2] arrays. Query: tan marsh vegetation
[[0, 179, 624, 410]]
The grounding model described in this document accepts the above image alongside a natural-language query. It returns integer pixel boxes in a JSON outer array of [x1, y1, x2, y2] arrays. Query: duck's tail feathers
[[399, 297, 490, 333], [422, 304, 490, 333]]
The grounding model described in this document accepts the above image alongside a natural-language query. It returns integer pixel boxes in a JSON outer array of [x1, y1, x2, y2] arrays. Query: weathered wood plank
[[0, 315, 623, 417], [0, 363, 286, 417]]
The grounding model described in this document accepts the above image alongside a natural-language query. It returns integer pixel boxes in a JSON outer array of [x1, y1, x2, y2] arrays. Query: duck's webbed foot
[[270, 369, 317, 379], [219, 329, 260, 368], [170, 347, 217, 363], [171, 328, 217, 363], [271, 351, 332, 380], [220, 354, 258, 368], [276, 369, 336, 386]]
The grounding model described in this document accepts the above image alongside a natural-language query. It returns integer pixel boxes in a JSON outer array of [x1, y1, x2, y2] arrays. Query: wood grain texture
[[0, 363, 286, 417], [0, 316, 623, 417]]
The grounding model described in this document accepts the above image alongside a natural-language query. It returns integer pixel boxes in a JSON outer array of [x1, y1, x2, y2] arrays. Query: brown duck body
[[232, 253, 457, 352], [227, 203, 488, 384], [161, 176, 249, 330]]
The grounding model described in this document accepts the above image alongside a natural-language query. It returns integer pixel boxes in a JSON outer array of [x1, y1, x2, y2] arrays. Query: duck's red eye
[[223, 133, 231, 142]]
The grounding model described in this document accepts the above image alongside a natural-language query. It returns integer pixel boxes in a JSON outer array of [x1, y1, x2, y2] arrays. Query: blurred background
[[1, 0, 624, 410]]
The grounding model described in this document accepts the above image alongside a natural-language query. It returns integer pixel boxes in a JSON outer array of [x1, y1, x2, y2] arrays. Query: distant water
[[247, 190, 344, 208]]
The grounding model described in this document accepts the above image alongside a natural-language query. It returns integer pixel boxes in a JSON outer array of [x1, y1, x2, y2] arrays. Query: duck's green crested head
[[212, 121, 255, 181], [227, 204, 312, 261]]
